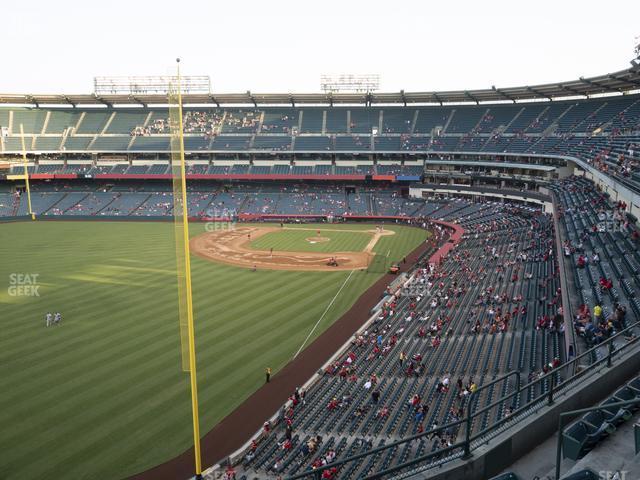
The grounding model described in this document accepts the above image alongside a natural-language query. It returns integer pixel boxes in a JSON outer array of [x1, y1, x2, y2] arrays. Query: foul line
[[293, 268, 356, 360]]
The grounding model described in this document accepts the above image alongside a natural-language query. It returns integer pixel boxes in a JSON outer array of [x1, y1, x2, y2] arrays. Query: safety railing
[[283, 320, 640, 480], [554, 397, 640, 480], [550, 189, 578, 367]]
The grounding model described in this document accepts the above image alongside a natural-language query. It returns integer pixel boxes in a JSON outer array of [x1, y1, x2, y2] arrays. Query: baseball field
[[0, 220, 428, 480]]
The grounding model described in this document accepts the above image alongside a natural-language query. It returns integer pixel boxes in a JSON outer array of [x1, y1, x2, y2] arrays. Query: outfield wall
[[15, 173, 417, 182], [0, 216, 27, 223], [2, 213, 447, 223]]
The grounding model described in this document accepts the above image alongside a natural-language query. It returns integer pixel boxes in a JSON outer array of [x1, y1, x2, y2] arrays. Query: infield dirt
[[190, 225, 395, 271]]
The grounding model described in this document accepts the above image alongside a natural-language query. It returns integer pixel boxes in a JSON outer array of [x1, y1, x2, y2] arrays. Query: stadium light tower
[[320, 74, 380, 93], [94, 72, 211, 95], [632, 35, 640, 67]]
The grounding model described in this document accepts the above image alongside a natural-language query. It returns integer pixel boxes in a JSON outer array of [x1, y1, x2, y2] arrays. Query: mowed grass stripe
[[192, 271, 353, 345], [4, 273, 354, 477], [2, 274, 338, 464], [0, 274, 179, 363], [195, 272, 358, 372], [372, 225, 428, 263], [0, 285, 177, 367], [1, 267, 330, 398], [0, 222, 426, 480], [1, 270, 370, 432], [0, 318, 180, 426], [1, 268, 326, 422], [1, 240, 356, 382], [1, 262, 278, 363], [283, 223, 377, 231]]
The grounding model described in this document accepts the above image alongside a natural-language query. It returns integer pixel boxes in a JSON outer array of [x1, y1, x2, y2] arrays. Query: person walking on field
[[266, 367, 271, 383]]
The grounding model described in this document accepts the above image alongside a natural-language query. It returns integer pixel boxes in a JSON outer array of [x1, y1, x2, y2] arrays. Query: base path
[[190, 226, 395, 271], [129, 228, 437, 480]]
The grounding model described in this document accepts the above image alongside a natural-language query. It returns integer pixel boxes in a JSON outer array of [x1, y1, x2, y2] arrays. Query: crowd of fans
[[131, 111, 224, 136], [261, 114, 297, 133], [224, 110, 261, 132]]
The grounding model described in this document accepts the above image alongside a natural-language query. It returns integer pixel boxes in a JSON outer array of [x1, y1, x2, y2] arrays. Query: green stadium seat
[[599, 398, 632, 426], [562, 421, 600, 460]]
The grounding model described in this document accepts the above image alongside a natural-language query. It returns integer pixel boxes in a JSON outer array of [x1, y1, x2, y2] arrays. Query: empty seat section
[[295, 136, 332, 151], [300, 109, 324, 133]]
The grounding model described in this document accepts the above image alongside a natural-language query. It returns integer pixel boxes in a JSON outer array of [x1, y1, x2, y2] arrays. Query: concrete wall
[[571, 158, 640, 224], [555, 162, 575, 179], [408, 186, 554, 214]]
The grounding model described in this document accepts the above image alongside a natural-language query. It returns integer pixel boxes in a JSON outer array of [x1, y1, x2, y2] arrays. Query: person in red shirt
[[224, 464, 236, 480], [322, 467, 338, 479]]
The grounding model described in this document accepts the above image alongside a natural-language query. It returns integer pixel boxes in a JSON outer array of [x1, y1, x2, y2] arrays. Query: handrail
[[550, 189, 578, 365], [463, 370, 521, 458], [284, 419, 467, 480], [362, 442, 465, 479], [555, 397, 640, 480], [282, 319, 640, 480]]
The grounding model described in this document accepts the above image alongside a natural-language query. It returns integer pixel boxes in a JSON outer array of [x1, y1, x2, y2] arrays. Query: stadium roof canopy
[[2, 65, 640, 107]]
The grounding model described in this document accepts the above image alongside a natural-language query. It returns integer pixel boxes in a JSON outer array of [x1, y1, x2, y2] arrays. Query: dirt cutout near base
[[306, 236, 330, 244], [190, 226, 395, 271]]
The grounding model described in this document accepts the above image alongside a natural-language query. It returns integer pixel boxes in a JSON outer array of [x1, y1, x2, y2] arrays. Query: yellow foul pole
[[19, 124, 35, 220], [173, 59, 203, 478]]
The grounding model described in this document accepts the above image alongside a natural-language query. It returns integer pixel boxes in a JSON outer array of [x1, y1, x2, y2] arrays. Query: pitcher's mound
[[306, 236, 330, 244]]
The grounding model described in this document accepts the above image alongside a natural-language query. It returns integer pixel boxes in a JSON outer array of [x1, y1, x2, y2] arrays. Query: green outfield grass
[[0, 221, 428, 480], [250, 227, 372, 253]]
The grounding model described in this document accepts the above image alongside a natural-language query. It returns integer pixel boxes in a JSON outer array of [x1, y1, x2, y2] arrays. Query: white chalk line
[[293, 268, 356, 359]]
